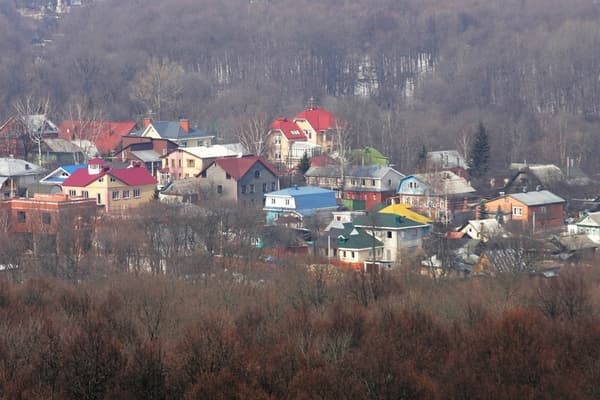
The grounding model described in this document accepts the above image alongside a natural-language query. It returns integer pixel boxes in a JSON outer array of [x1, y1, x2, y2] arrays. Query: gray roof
[[510, 190, 565, 206], [0, 158, 45, 177], [42, 138, 83, 153], [135, 121, 212, 140], [305, 165, 402, 179], [131, 150, 162, 162], [427, 150, 467, 169], [412, 171, 476, 195]]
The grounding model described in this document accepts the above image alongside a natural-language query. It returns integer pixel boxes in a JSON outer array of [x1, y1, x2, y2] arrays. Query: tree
[[130, 58, 184, 120], [467, 122, 490, 179], [13, 96, 53, 166], [297, 152, 310, 175], [416, 144, 427, 171], [235, 114, 270, 157]]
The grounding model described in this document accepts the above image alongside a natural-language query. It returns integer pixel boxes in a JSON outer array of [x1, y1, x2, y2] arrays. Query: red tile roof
[[62, 165, 156, 187], [58, 120, 137, 154], [200, 156, 279, 180], [269, 118, 307, 141], [294, 107, 336, 132]]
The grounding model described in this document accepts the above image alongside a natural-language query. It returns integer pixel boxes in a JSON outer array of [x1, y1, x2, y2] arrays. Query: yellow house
[[161, 145, 240, 180], [61, 158, 156, 213]]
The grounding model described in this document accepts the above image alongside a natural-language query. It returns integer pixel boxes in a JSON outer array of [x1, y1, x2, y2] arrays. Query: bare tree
[[62, 98, 106, 162], [234, 114, 270, 157], [131, 58, 184, 120], [13, 96, 52, 166]]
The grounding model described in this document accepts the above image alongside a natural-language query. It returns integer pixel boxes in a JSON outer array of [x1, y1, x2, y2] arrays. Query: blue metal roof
[[267, 186, 338, 214], [62, 164, 87, 174]]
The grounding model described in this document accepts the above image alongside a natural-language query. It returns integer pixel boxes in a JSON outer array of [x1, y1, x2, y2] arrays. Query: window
[[274, 135, 281, 145], [351, 251, 355, 259], [112, 191, 120, 201], [226, 173, 231, 180], [271, 182, 276, 191], [387, 231, 393, 239], [178, 160, 182, 168], [164, 160, 169, 168], [98, 177, 104, 183], [201, 170, 207, 178], [262, 183, 267, 192], [513, 207, 523, 216], [97, 194, 101, 204], [241, 185, 247, 194], [291, 129, 300, 135], [540, 206, 547, 214], [285, 199, 290, 205], [254, 170, 260, 178], [249, 184, 255, 193], [271, 198, 275, 204], [68, 189, 76, 196], [217, 185, 223, 194], [171, 159, 175, 168], [361, 179, 366, 185], [17, 211, 26, 223], [122, 190, 130, 200], [42, 213, 51, 225], [187, 159, 195, 168], [82, 190, 89, 198], [133, 188, 140, 198], [342, 251, 346, 258], [110, 176, 116, 182]]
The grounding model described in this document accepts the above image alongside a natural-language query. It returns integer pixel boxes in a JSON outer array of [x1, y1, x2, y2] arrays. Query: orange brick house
[[482, 190, 565, 231]]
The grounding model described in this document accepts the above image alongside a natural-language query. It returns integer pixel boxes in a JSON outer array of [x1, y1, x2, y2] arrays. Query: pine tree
[[298, 152, 310, 174], [416, 144, 427, 171], [468, 122, 490, 179]]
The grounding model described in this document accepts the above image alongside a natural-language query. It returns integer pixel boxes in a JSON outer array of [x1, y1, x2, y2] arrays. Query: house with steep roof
[[568, 211, 600, 243], [115, 137, 178, 179], [266, 117, 320, 170], [392, 171, 477, 223], [264, 185, 338, 228], [459, 218, 505, 242], [483, 190, 566, 230], [40, 164, 86, 185], [317, 222, 384, 269], [0, 157, 45, 198], [39, 138, 85, 166], [132, 118, 213, 148], [505, 164, 565, 194], [426, 150, 468, 178], [305, 165, 404, 210], [195, 156, 279, 206], [352, 212, 431, 262], [0, 115, 59, 159], [61, 158, 156, 213], [58, 120, 137, 155], [293, 103, 337, 152]]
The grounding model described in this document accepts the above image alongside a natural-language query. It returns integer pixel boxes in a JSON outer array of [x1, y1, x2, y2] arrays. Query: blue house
[[263, 185, 338, 227]]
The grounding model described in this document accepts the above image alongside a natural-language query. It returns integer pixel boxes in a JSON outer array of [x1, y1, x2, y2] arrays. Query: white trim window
[[112, 190, 120, 201], [133, 188, 141, 198], [513, 207, 523, 216], [123, 190, 130, 200]]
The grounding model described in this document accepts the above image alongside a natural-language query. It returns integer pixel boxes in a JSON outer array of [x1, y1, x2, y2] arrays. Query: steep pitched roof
[[138, 121, 211, 141], [40, 164, 86, 184], [269, 118, 307, 141], [58, 120, 137, 154], [62, 165, 156, 187], [510, 190, 565, 206], [410, 172, 476, 196], [294, 106, 336, 132], [201, 156, 278, 180]]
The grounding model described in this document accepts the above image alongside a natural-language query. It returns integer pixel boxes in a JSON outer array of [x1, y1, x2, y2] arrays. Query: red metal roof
[[62, 165, 156, 187], [201, 156, 279, 180], [269, 117, 307, 141], [58, 120, 137, 154], [294, 107, 336, 133]]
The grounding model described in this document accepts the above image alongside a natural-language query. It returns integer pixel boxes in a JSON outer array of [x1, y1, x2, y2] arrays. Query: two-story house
[[352, 213, 431, 262], [293, 103, 337, 152], [392, 171, 477, 223], [161, 145, 244, 181], [318, 223, 384, 270], [263, 185, 338, 228], [305, 165, 404, 210], [196, 156, 279, 206], [61, 158, 157, 213], [483, 190, 565, 231], [265, 117, 320, 170]]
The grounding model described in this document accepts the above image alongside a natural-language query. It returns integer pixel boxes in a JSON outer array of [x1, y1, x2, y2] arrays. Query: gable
[[398, 176, 430, 195], [142, 125, 161, 139]]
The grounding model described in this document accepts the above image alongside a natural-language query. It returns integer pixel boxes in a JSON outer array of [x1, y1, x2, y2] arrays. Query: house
[[0, 193, 97, 255], [392, 171, 477, 223], [505, 164, 565, 193], [426, 150, 468, 178], [196, 156, 279, 206], [352, 212, 431, 262], [39, 138, 85, 166], [0, 115, 59, 159], [161, 144, 247, 182], [131, 118, 213, 148], [115, 137, 179, 179], [58, 120, 137, 156], [40, 164, 87, 185], [293, 102, 337, 152], [304, 165, 404, 210], [317, 223, 384, 270], [264, 186, 338, 228], [0, 157, 46, 198], [483, 190, 566, 231], [459, 218, 505, 242], [61, 158, 157, 213], [265, 117, 320, 170], [568, 212, 600, 243]]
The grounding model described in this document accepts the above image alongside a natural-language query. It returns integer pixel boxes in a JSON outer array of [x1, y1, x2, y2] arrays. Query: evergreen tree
[[468, 122, 490, 178], [416, 144, 427, 171], [298, 152, 310, 174]]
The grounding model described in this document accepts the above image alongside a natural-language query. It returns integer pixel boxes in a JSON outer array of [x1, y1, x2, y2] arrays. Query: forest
[[2, 0, 600, 173]]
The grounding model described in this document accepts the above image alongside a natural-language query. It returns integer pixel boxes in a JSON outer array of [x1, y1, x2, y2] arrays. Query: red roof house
[[294, 106, 336, 133]]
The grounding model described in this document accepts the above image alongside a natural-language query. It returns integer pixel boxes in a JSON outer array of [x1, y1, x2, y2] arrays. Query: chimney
[[179, 119, 190, 133], [143, 117, 152, 128]]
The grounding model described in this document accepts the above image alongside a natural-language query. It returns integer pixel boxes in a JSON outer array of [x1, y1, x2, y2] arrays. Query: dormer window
[[290, 130, 300, 135]]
